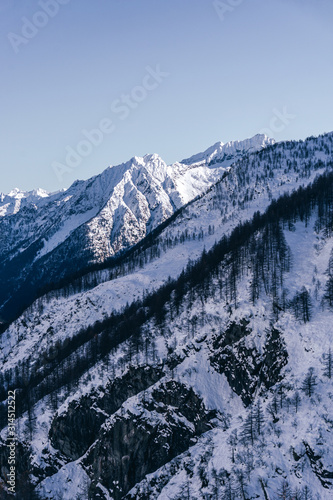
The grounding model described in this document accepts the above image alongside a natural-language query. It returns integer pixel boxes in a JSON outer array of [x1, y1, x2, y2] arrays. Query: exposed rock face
[[303, 442, 333, 489], [150, 380, 214, 435], [49, 395, 107, 461], [210, 322, 288, 405], [260, 327, 288, 389], [213, 319, 251, 349], [99, 365, 164, 415], [83, 381, 215, 499], [49, 365, 164, 460], [50, 372, 215, 499]]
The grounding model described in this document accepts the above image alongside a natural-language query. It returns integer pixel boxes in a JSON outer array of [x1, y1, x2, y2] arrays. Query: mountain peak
[[0, 187, 50, 216], [130, 153, 164, 165], [181, 134, 275, 165]]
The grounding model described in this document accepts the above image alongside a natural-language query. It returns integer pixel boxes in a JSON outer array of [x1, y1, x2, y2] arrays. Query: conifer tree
[[323, 347, 333, 379], [302, 367, 317, 397], [242, 405, 256, 445], [292, 391, 302, 413]]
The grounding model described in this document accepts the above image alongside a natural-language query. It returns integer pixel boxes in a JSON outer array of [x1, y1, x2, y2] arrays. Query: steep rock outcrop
[[304, 442, 333, 489], [83, 381, 216, 499], [49, 364, 164, 460], [210, 322, 288, 405]]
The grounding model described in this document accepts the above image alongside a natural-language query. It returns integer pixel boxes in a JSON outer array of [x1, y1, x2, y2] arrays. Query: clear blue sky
[[1, 0, 333, 193]]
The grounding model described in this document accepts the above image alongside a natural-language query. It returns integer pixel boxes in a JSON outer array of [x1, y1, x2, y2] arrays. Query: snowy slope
[[1, 132, 332, 372], [0, 132, 333, 499], [3, 181, 333, 499], [124, 212, 333, 500]]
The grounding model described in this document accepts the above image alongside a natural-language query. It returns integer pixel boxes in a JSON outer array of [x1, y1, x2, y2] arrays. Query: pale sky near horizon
[[1, 0, 333, 194]]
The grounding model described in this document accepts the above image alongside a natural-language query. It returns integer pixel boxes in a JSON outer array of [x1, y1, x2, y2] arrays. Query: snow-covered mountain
[[1, 132, 333, 500], [0, 134, 273, 324], [181, 133, 275, 165], [0, 188, 50, 217]]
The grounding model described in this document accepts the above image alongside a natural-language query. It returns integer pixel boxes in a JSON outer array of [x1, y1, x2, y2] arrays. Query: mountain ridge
[[0, 134, 274, 216], [181, 133, 275, 165], [0, 134, 275, 324]]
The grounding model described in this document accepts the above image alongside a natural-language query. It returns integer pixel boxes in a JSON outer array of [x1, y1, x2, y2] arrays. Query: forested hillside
[[1, 133, 333, 499]]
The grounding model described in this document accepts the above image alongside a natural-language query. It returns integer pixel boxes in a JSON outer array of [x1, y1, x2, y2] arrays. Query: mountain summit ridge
[[180, 133, 275, 165], [0, 134, 274, 217]]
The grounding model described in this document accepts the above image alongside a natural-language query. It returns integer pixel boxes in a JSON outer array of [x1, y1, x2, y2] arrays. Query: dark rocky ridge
[[49, 362, 217, 499], [49, 364, 164, 460], [210, 322, 288, 405], [83, 380, 216, 499]]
